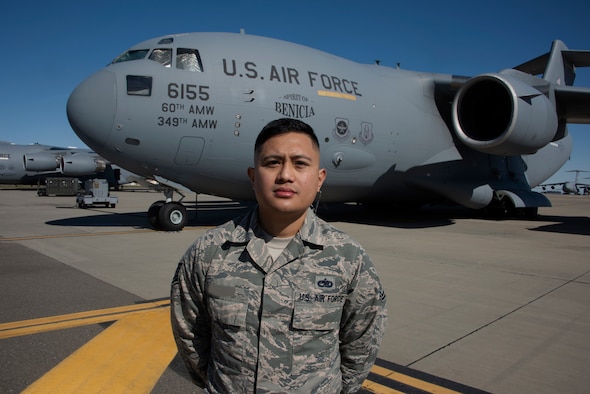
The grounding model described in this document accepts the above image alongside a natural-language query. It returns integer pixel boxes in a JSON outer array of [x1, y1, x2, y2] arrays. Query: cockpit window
[[112, 49, 149, 64], [158, 37, 174, 45], [112, 47, 203, 72], [127, 75, 152, 96], [149, 48, 172, 67], [177, 48, 203, 72]]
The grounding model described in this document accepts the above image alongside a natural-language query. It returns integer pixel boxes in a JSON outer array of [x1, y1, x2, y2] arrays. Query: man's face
[[248, 132, 326, 222]]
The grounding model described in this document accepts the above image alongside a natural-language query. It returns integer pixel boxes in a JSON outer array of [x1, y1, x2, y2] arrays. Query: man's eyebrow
[[260, 153, 313, 161], [291, 154, 313, 161]]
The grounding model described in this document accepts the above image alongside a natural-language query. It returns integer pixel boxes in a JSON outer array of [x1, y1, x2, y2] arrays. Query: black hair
[[254, 118, 320, 154]]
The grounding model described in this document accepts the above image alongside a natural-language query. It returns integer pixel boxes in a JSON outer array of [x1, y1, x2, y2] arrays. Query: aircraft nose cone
[[67, 70, 116, 149]]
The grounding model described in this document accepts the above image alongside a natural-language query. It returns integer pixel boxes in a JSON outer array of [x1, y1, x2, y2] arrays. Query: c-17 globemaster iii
[[66, 32, 590, 231], [0, 140, 132, 189], [539, 169, 590, 194]]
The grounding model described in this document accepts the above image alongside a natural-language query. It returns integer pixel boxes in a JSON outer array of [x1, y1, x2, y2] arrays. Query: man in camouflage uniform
[[171, 118, 387, 393]]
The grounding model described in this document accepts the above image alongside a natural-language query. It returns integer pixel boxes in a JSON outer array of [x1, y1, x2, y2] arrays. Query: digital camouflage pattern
[[171, 207, 387, 393]]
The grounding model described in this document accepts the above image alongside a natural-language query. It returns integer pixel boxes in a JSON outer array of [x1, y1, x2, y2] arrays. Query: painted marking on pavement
[[22, 308, 176, 394], [0, 227, 203, 242], [3, 302, 488, 394], [0, 299, 169, 339]]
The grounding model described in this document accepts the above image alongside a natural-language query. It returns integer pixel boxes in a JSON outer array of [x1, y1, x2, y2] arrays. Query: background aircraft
[[538, 170, 590, 194], [66, 32, 590, 231], [0, 141, 134, 189]]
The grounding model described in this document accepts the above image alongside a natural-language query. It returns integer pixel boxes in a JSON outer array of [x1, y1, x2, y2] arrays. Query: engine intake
[[452, 73, 558, 155]]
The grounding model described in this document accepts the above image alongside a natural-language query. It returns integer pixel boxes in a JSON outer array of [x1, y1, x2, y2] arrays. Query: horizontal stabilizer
[[515, 41, 590, 83], [513, 40, 590, 124], [515, 49, 590, 76]]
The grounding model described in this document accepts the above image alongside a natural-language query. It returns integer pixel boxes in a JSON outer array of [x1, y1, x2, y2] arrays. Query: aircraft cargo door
[[174, 136, 205, 165]]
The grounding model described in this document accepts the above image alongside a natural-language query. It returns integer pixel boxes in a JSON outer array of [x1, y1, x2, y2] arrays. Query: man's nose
[[277, 163, 294, 181]]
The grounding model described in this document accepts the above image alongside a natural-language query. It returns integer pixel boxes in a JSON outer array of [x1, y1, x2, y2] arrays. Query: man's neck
[[257, 209, 307, 238]]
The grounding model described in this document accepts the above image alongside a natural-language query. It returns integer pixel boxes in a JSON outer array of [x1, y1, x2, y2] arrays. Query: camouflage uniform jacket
[[171, 207, 387, 393]]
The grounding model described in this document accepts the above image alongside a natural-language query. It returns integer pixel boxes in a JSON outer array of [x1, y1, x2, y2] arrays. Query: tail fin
[[515, 40, 590, 86]]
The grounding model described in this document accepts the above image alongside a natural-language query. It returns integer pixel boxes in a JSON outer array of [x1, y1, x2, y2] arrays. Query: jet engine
[[60, 155, 107, 176], [23, 153, 60, 171], [452, 73, 558, 156]]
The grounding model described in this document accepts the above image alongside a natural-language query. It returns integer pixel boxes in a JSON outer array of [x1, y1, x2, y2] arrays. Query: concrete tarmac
[[0, 186, 589, 393]]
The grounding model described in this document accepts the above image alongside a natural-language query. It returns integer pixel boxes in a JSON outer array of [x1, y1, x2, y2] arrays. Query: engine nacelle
[[452, 73, 558, 155], [23, 152, 59, 171], [60, 155, 107, 175]]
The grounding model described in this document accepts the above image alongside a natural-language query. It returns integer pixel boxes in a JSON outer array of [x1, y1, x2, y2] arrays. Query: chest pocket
[[208, 297, 247, 328], [207, 281, 248, 328], [292, 301, 342, 331], [204, 245, 248, 329]]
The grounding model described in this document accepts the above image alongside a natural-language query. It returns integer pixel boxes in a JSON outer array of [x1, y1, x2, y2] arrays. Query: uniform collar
[[227, 206, 326, 249]]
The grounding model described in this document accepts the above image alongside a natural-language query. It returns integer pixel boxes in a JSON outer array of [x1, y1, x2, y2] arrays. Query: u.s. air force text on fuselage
[[155, 60, 362, 130]]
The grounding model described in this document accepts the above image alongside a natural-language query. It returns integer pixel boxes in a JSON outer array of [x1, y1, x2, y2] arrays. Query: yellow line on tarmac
[[4, 301, 462, 394], [0, 226, 205, 242], [0, 300, 169, 339], [362, 379, 404, 393], [0, 229, 155, 242], [22, 308, 177, 394], [370, 365, 462, 394]]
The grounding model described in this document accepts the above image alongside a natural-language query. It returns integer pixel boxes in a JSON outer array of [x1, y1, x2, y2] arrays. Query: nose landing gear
[[148, 200, 188, 231], [147, 186, 189, 231]]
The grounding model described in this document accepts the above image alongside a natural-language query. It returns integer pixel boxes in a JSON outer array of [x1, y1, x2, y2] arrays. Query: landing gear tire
[[524, 207, 538, 218], [157, 202, 188, 231], [499, 198, 514, 218], [147, 200, 166, 229]]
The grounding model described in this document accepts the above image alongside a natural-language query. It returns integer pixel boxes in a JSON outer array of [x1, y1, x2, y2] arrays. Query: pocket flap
[[292, 302, 342, 331]]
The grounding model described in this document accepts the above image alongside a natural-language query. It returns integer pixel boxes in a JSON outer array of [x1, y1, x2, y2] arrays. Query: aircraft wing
[[554, 85, 590, 123]]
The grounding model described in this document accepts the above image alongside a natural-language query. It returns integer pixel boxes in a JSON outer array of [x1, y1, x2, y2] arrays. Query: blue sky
[[1, 0, 588, 184]]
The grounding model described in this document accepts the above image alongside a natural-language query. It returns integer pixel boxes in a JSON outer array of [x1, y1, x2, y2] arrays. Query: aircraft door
[[174, 136, 205, 165]]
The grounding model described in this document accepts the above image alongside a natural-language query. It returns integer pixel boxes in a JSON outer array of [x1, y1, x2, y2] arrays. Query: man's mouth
[[274, 187, 296, 198]]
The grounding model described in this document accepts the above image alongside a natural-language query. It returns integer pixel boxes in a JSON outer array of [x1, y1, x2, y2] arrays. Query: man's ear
[[317, 168, 327, 191], [247, 167, 255, 185]]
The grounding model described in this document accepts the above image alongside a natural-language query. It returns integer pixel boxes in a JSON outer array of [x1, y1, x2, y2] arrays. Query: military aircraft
[[0, 141, 133, 189], [539, 170, 590, 194], [66, 32, 590, 231]]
